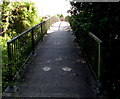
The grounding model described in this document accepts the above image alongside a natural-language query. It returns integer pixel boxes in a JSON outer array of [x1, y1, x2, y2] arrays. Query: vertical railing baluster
[[45, 21, 47, 34], [41, 23, 43, 41], [39, 25, 41, 41], [7, 42, 11, 67], [7, 42, 13, 91], [31, 29, 34, 55], [16, 39, 18, 69], [18, 38, 21, 68], [13, 41, 16, 72], [41, 23, 42, 35], [98, 43, 101, 80]]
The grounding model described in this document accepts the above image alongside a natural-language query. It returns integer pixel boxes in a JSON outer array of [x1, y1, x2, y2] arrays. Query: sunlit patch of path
[[11, 21, 96, 98]]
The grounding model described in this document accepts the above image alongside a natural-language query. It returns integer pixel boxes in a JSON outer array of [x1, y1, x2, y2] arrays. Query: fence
[[70, 18, 103, 81], [83, 32, 102, 80], [5, 16, 59, 91]]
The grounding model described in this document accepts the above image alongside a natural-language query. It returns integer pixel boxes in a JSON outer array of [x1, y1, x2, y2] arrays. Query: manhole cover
[[42, 67, 51, 72], [62, 67, 71, 72]]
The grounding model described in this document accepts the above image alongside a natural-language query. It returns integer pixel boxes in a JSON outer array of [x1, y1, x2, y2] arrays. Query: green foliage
[[57, 14, 64, 18], [69, 2, 120, 98], [0, 36, 10, 89], [0, 1, 42, 91], [1, 1, 41, 38], [65, 16, 70, 22]]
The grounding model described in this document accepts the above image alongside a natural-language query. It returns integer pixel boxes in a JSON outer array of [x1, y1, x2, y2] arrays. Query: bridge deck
[[12, 21, 96, 98]]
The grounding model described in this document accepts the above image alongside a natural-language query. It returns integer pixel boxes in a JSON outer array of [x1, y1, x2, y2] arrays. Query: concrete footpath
[[10, 21, 97, 98]]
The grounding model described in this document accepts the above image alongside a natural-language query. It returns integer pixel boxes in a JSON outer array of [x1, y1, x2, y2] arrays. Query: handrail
[[7, 21, 45, 43], [5, 16, 59, 91], [7, 16, 60, 43], [88, 32, 102, 80], [70, 17, 103, 94], [88, 32, 103, 94], [70, 17, 103, 80], [89, 32, 102, 43], [88, 32, 102, 81]]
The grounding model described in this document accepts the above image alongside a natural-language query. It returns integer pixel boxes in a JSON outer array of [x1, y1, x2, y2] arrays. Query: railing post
[[41, 23, 44, 41], [7, 42, 12, 81], [96, 42, 103, 95], [7, 42, 11, 62], [41, 23, 43, 34], [98, 43, 101, 80], [31, 29, 34, 55], [7, 42, 12, 82], [44, 21, 47, 34], [5, 42, 14, 92], [3, 16, 59, 92]]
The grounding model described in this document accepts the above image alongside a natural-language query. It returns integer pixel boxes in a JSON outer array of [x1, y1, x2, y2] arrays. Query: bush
[[0, 1, 42, 91], [69, 2, 120, 98]]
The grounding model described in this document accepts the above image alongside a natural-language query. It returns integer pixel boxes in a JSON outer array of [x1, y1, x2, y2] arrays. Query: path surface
[[12, 21, 96, 98]]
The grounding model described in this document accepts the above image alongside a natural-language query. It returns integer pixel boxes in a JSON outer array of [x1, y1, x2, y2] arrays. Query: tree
[[1, 1, 41, 38], [0, 0, 42, 91]]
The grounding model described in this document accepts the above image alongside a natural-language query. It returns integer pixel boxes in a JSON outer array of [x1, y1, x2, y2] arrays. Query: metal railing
[[83, 32, 102, 80], [70, 18, 103, 80], [70, 17, 103, 94], [6, 16, 59, 91], [82, 31, 103, 94]]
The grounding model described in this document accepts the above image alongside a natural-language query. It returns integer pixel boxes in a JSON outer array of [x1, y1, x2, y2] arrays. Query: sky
[[31, 0, 71, 16], [1, 0, 71, 16]]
